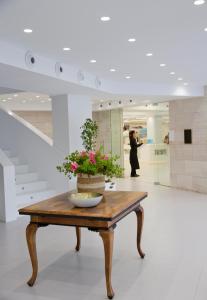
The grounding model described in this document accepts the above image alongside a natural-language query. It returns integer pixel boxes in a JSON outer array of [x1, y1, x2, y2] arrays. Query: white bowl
[[68, 192, 103, 208]]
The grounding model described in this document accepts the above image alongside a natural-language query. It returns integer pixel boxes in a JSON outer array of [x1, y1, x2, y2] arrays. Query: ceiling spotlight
[[90, 59, 96, 63], [48, 98, 52, 101], [125, 75, 131, 79], [128, 38, 136, 42], [204, 27, 207, 31], [194, 0, 205, 5], [63, 47, 71, 51], [160, 63, 166, 67], [178, 77, 183, 81], [110, 68, 116, 72], [14, 94, 18, 97], [170, 72, 175, 75], [24, 28, 33, 33], [36, 95, 40, 98], [184, 82, 189, 86], [2, 99, 7, 102], [146, 53, 153, 57], [7, 98, 12, 100], [100, 16, 111, 22]]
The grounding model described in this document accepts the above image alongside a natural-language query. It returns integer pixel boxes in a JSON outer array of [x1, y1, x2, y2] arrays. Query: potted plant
[[57, 118, 123, 192]]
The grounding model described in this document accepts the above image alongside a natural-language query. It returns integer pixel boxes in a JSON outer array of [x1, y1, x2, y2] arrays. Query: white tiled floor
[[0, 178, 207, 300]]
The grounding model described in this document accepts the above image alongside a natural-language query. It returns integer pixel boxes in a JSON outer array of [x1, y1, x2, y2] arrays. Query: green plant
[[80, 118, 98, 151]]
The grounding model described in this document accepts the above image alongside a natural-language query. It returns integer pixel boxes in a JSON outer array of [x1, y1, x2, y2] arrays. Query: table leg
[[99, 228, 114, 299], [75, 226, 81, 251], [26, 223, 39, 286], [135, 205, 145, 258]]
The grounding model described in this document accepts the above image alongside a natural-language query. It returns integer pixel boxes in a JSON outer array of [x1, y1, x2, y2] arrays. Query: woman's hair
[[129, 130, 135, 139]]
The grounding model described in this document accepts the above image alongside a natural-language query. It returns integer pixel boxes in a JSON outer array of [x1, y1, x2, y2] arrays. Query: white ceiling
[[0, 0, 207, 92]]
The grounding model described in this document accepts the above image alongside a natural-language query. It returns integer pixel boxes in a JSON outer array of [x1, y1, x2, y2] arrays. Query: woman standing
[[129, 130, 143, 177]]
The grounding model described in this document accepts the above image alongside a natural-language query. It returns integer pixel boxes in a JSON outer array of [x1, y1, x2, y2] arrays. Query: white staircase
[[4, 150, 56, 209]]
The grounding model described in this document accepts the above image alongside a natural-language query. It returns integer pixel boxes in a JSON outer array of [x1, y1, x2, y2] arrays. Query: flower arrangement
[[57, 118, 123, 179]]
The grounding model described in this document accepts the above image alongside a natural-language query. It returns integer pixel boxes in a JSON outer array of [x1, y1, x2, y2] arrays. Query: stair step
[[15, 164, 29, 174], [15, 172, 39, 184], [10, 157, 20, 165], [16, 181, 48, 195], [17, 189, 56, 208]]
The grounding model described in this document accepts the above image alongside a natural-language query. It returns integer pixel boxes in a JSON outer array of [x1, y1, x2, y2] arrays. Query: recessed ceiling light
[[63, 47, 71, 51], [146, 53, 153, 57], [110, 68, 116, 72], [160, 63, 166, 67], [204, 27, 207, 31], [2, 99, 7, 102], [24, 28, 33, 33], [128, 38, 136, 42], [14, 94, 18, 97], [194, 0, 205, 5], [36, 95, 40, 98], [178, 77, 183, 81], [184, 82, 189, 86], [170, 72, 175, 75], [90, 59, 96, 63], [100, 16, 111, 22], [48, 98, 52, 101], [125, 76, 131, 79], [7, 98, 12, 100]]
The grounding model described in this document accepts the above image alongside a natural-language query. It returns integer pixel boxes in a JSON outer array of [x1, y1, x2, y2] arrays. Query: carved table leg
[[26, 223, 39, 286], [135, 205, 145, 258], [99, 228, 114, 299], [75, 226, 81, 251]]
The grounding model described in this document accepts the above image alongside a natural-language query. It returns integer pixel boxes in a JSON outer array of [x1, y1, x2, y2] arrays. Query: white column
[[147, 115, 162, 144], [52, 94, 92, 154]]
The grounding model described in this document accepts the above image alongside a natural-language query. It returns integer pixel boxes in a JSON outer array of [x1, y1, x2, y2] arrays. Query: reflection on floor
[[124, 153, 170, 186], [0, 179, 207, 300]]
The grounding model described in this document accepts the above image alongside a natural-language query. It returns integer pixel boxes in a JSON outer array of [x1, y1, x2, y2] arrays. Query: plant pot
[[77, 174, 105, 193]]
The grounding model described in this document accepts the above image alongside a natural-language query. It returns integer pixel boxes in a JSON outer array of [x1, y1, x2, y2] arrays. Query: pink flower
[[89, 151, 96, 164], [71, 162, 79, 172], [103, 155, 108, 160]]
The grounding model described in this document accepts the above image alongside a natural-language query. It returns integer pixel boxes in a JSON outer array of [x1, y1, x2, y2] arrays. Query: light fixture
[[125, 75, 131, 79], [170, 72, 175, 75], [63, 47, 71, 51], [90, 59, 96, 63], [36, 95, 40, 98], [184, 82, 189, 86], [2, 99, 7, 102], [204, 27, 207, 31], [100, 16, 111, 22], [7, 98, 12, 100], [146, 53, 153, 57], [14, 94, 18, 97], [24, 28, 33, 33], [110, 68, 116, 72], [48, 98, 52, 101], [128, 38, 136, 42], [160, 63, 166, 67], [194, 0, 205, 5], [178, 77, 183, 81]]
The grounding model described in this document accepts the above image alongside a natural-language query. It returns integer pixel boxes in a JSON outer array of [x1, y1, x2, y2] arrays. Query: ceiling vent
[[77, 70, 85, 82], [95, 76, 101, 88], [25, 51, 36, 68], [55, 62, 63, 76]]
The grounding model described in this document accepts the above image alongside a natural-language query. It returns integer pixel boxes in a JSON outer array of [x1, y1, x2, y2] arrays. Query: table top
[[19, 191, 147, 221]]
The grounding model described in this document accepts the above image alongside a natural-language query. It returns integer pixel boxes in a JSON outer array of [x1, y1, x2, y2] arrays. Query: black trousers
[[131, 167, 137, 176]]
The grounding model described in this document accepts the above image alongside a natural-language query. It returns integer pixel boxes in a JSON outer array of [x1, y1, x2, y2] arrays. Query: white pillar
[[52, 94, 92, 154], [147, 115, 162, 144]]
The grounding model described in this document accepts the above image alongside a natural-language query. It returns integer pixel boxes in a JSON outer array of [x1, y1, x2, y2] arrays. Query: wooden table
[[19, 190, 147, 299]]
